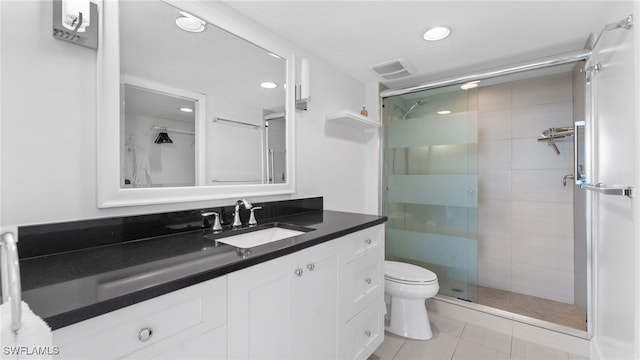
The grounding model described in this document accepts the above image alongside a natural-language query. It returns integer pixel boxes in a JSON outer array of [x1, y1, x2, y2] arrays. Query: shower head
[[154, 131, 173, 144], [401, 99, 428, 120]]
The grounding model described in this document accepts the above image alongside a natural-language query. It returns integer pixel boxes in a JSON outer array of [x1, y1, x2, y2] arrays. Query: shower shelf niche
[[326, 110, 380, 129]]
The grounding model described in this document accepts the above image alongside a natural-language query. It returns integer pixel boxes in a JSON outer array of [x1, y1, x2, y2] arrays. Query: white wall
[[477, 72, 575, 304], [589, 2, 638, 359], [0, 0, 379, 228], [295, 58, 379, 215]]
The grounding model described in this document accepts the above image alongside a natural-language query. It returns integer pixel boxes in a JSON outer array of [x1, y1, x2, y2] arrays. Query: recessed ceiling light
[[175, 12, 206, 33], [180, 107, 194, 113], [423, 26, 451, 41], [460, 81, 480, 90], [437, 110, 451, 115], [260, 82, 278, 89]]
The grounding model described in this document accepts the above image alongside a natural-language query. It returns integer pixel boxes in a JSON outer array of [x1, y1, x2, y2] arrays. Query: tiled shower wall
[[477, 72, 575, 304]]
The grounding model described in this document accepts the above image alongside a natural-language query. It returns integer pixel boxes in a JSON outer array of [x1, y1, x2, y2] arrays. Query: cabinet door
[[227, 252, 298, 360], [293, 242, 339, 360], [227, 240, 339, 360]]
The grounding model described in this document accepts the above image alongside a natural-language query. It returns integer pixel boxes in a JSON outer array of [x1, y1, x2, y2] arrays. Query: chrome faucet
[[232, 199, 253, 228]]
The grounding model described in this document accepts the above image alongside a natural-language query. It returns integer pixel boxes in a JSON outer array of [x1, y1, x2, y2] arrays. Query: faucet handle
[[248, 207, 262, 226], [201, 211, 223, 233]]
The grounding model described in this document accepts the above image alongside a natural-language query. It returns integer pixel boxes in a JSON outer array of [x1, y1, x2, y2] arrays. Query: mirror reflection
[[122, 84, 197, 188], [119, 0, 286, 189]]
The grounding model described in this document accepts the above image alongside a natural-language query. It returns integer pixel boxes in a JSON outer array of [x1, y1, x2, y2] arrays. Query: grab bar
[[581, 183, 633, 198], [1, 232, 22, 334]]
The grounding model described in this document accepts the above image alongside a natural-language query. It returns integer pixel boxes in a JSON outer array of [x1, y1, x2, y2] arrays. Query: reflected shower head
[[154, 131, 173, 144], [401, 99, 428, 120]]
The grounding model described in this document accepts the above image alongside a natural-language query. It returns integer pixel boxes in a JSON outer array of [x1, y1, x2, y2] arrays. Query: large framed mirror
[[98, 0, 296, 207]]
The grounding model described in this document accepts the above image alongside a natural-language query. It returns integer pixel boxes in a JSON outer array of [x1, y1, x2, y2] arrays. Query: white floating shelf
[[325, 110, 381, 129]]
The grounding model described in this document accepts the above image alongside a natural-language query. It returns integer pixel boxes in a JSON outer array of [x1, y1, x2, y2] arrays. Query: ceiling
[[222, 1, 619, 89]]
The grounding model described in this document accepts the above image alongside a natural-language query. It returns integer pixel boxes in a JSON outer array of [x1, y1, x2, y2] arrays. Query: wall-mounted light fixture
[[296, 59, 310, 111], [53, 0, 98, 49]]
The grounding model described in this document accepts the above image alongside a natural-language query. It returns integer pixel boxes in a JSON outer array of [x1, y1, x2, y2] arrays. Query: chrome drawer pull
[[365, 278, 372, 284], [365, 239, 372, 245], [138, 327, 153, 342], [294, 268, 303, 277], [306, 263, 315, 271], [365, 330, 371, 337]]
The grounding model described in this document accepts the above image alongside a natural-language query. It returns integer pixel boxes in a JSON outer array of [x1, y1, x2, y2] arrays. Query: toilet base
[[385, 295, 433, 340]]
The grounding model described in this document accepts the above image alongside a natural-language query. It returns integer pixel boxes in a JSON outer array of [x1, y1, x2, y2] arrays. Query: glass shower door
[[383, 84, 479, 301]]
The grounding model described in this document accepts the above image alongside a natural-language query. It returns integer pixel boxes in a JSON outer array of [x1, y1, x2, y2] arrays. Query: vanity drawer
[[339, 296, 385, 360], [340, 224, 383, 264], [54, 276, 227, 360], [341, 248, 384, 321]]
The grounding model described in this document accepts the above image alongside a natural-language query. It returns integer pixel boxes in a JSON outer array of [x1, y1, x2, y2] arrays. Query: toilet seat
[[385, 261, 437, 285]]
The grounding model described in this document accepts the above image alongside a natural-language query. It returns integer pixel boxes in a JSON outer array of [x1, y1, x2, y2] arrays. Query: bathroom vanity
[[17, 198, 386, 360]]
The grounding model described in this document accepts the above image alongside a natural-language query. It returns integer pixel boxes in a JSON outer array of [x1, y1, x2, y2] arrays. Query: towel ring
[[1, 232, 22, 334]]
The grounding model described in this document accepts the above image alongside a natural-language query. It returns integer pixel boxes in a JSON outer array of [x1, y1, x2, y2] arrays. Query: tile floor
[[369, 313, 589, 360]]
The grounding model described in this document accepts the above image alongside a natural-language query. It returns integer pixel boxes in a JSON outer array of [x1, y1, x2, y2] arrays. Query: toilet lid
[[385, 261, 438, 284]]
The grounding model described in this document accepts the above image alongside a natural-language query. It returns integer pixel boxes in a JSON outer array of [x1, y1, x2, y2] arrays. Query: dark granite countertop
[[20, 209, 386, 330]]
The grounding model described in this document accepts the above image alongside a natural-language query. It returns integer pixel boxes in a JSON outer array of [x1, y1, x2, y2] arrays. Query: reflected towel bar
[[581, 183, 633, 198], [1, 232, 22, 334], [151, 125, 195, 136], [212, 179, 261, 183], [211, 117, 261, 129]]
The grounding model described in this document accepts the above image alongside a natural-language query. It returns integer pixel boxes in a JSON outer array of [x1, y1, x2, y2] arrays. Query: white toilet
[[384, 260, 439, 340]]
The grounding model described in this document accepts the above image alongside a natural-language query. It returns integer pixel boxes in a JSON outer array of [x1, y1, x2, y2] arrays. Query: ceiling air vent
[[370, 58, 416, 80]]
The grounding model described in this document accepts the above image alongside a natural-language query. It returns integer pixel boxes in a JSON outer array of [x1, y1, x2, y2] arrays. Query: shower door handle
[[581, 183, 633, 198], [574, 120, 586, 185], [269, 149, 275, 184]]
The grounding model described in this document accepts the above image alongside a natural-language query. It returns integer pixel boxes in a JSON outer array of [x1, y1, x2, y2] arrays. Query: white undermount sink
[[214, 227, 307, 248]]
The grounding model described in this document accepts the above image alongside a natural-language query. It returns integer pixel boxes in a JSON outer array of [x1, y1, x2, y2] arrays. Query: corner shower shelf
[[325, 110, 380, 129]]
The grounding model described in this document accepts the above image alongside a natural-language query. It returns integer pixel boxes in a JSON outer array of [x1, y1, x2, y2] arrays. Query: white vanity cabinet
[[227, 224, 385, 360], [52, 276, 227, 360], [51, 224, 385, 360], [227, 238, 340, 360]]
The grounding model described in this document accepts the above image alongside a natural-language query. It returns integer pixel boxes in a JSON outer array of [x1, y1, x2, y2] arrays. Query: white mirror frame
[[97, 0, 296, 207]]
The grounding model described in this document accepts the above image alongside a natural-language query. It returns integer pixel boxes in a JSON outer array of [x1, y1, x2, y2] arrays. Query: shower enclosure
[[382, 63, 589, 332]]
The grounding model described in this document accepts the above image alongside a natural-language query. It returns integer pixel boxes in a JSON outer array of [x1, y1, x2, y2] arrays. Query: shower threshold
[[476, 286, 585, 331], [432, 291, 589, 339]]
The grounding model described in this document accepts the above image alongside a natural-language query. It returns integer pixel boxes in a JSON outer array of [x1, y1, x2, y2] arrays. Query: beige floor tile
[[461, 323, 512, 354], [372, 332, 406, 360], [511, 338, 569, 360], [394, 332, 459, 360], [430, 312, 466, 338], [452, 339, 510, 360], [477, 286, 585, 330]]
